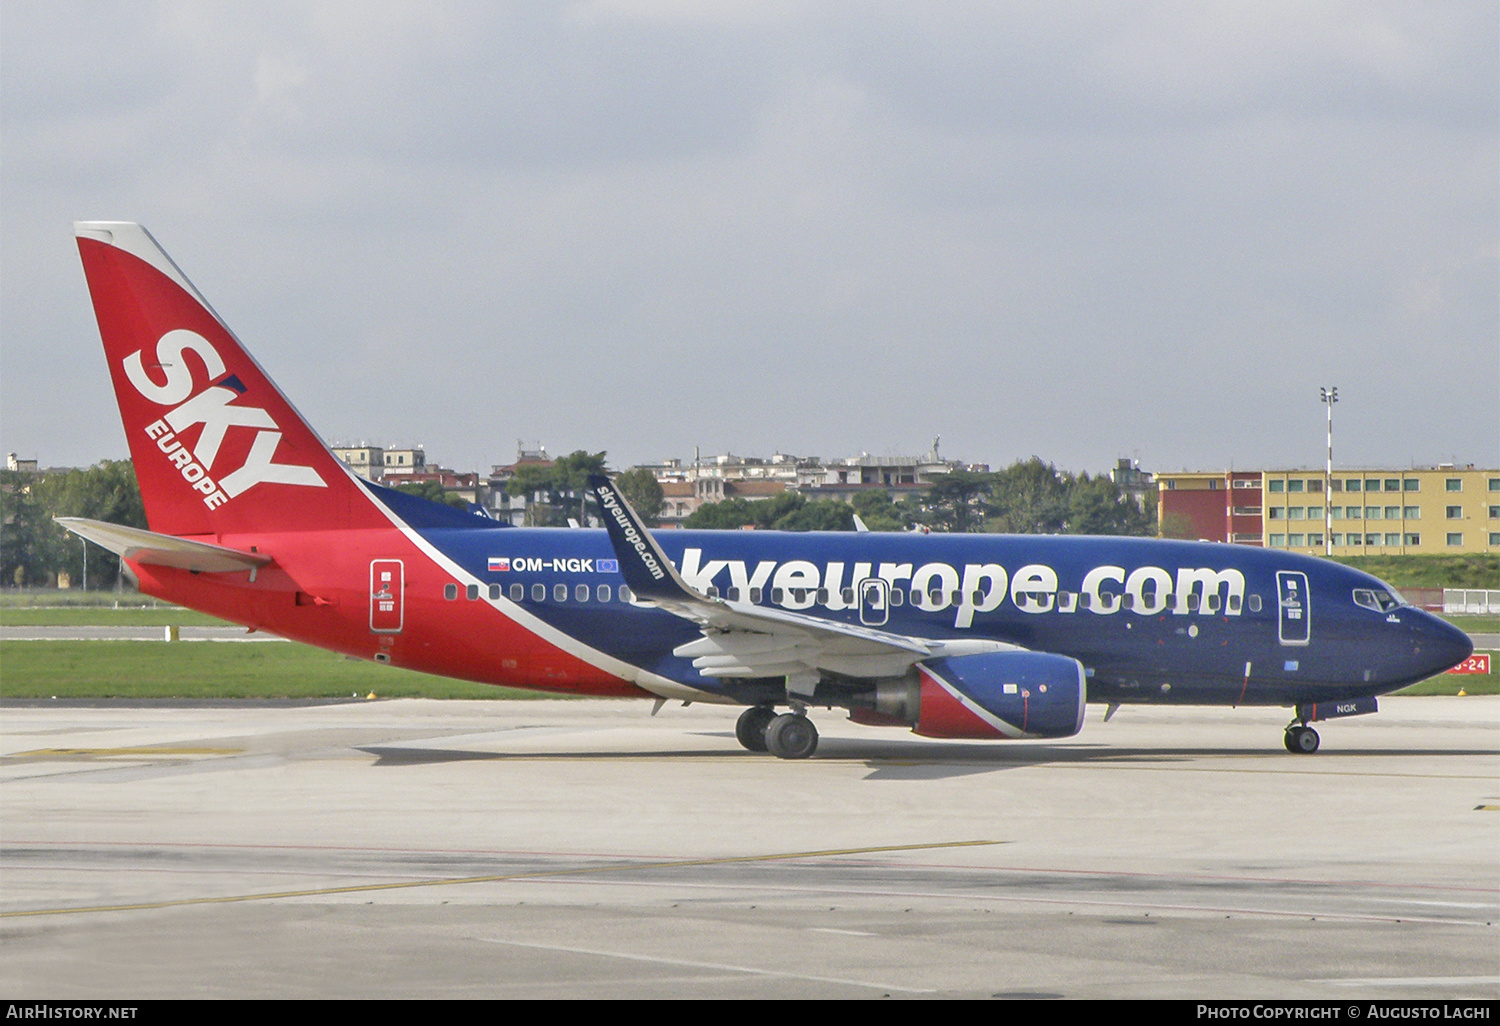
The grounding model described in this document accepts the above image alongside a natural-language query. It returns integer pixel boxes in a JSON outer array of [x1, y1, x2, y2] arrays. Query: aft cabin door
[[370, 560, 404, 633], [1276, 570, 1309, 645]]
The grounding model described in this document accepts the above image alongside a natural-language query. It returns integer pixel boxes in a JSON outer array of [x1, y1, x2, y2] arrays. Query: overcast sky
[[3, 1, 1495, 480]]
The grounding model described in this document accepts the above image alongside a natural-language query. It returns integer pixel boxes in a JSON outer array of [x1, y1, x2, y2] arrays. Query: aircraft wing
[[56, 517, 272, 574], [587, 475, 1016, 688]]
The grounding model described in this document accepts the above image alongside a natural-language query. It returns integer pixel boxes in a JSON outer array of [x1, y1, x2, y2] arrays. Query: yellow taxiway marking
[[0, 840, 999, 919]]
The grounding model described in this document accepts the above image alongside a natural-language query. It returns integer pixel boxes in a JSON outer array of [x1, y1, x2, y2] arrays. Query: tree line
[[508, 453, 1154, 537], [0, 453, 1157, 590], [1, 461, 145, 589], [683, 457, 1155, 535]]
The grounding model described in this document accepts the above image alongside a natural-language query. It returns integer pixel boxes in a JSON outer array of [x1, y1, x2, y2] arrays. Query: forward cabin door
[[1276, 570, 1310, 645]]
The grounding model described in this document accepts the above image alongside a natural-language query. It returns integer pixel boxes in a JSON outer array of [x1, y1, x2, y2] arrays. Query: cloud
[[2, 1, 1494, 476]]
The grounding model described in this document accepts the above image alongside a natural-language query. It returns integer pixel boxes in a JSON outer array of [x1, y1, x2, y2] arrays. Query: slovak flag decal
[[488, 557, 510, 572]]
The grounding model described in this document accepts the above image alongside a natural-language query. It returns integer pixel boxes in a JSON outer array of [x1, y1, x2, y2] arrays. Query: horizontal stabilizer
[[56, 517, 272, 574]]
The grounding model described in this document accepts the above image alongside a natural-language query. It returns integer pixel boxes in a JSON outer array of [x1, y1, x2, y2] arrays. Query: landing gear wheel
[[735, 706, 777, 752], [765, 713, 819, 760], [1284, 725, 1320, 753]]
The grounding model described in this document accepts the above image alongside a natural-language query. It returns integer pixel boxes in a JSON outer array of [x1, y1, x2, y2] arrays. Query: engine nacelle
[[912, 651, 1086, 740]]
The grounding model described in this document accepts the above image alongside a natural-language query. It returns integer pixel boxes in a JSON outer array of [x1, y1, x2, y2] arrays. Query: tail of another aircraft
[[75, 222, 377, 538]]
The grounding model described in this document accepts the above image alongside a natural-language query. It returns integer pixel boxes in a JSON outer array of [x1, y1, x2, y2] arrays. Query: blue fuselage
[[404, 502, 1471, 709]]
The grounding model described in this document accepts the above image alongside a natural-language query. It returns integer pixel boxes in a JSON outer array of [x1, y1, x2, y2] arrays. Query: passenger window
[[510, 583, 524, 602], [466, 584, 479, 601], [749, 587, 762, 603], [597, 584, 611, 603], [531, 583, 545, 602], [1227, 594, 1240, 613], [554, 583, 568, 602], [489, 584, 500, 600], [575, 584, 589, 602], [816, 588, 829, 604], [1248, 594, 1262, 612], [444, 583, 458, 600], [890, 588, 904, 607], [620, 586, 634, 603], [726, 587, 740, 601], [1205, 594, 1220, 612], [842, 588, 854, 604]]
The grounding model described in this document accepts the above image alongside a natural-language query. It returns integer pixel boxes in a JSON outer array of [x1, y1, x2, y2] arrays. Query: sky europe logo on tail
[[126, 328, 325, 508]]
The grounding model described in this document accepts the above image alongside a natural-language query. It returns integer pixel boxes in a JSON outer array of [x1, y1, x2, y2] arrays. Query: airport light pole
[[1320, 386, 1337, 556]]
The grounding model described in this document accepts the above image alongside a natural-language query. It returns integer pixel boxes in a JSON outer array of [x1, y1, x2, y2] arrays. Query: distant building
[[659, 480, 697, 524], [1110, 458, 1155, 511], [656, 477, 793, 526], [487, 445, 556, 526], [5, 453, 39, 474], [640, 443, 980, 518], [330, 445, 384, 481], [381, 446, 427, 476], [1157, 465, 1499, 554], [331, 442, 485, 507], [798, 451, 985, 503], [1155, 470, 1264, 544]]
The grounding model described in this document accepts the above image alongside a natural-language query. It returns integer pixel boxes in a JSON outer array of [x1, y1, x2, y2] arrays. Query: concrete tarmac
[[2, 696, 1496, 999]]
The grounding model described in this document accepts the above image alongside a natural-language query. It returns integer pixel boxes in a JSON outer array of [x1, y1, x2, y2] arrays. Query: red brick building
[[1156, 471, 1264, 544]]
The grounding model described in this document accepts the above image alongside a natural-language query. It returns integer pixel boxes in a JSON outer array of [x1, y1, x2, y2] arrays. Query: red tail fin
[[76, 222, 374, 537]]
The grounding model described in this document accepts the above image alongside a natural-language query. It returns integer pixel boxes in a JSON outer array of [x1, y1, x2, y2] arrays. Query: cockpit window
[[1352, 588, 1402, 612]]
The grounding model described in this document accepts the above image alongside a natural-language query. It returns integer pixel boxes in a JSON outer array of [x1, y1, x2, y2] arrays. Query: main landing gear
[[1284, 722, 1320, 754], [735, 706, 819, 759]]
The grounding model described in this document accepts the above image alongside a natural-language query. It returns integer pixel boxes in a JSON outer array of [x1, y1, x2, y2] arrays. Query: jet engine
[[852, 651, 1086, 740]]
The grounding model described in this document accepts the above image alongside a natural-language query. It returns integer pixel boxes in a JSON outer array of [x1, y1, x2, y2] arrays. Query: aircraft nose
[[1410, 610, 1474, 678]]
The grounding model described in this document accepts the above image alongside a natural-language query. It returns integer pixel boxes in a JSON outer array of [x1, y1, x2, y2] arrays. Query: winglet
[[587, 474, 701, 602]]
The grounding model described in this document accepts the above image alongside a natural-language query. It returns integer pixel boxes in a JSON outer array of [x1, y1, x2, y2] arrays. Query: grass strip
[[0, 640, 553, 700]]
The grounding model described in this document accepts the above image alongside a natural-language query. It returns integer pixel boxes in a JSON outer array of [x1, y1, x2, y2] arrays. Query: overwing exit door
[[858, 578, 889, 626]]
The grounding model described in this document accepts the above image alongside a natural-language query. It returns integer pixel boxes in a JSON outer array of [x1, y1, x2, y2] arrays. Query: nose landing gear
[[1284, 722, 1320, 753]]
